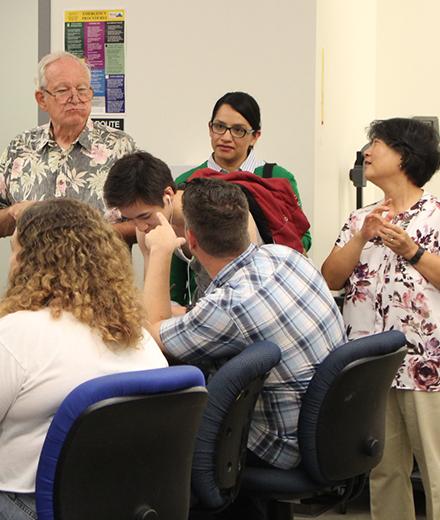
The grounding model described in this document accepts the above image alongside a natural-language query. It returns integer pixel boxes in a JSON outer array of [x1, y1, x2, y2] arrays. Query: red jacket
[[188, 168, 310, 253]]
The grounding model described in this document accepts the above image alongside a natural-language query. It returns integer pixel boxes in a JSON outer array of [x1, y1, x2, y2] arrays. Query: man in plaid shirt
[[142, 177, 345, 519]]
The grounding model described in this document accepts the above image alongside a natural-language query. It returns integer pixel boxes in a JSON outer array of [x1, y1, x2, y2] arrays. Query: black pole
[[356, 186, 363, 210], [349, 149, 367, 210]]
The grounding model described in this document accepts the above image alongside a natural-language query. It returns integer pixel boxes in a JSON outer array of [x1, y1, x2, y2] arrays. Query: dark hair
[[210, 92, 261, 132], [368, 118, 440, 187], [182, 178, 250, 257], [104, 151, 176, 208]]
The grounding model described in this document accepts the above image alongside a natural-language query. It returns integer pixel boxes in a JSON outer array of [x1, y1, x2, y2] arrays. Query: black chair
[[35, 366, 208, 520], [190, 340, 282, 515], [241, 330, 407, 519]]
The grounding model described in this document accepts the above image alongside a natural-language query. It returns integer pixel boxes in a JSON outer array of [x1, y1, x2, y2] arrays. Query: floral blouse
[[0, 119, 136, 221], [336, 193, 440, 392]]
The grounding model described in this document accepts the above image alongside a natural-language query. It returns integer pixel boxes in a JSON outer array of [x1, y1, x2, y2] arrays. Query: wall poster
[[64, 9, 126, 116]]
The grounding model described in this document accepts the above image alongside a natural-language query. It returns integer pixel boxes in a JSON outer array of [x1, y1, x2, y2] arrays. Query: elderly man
[[0, 51, 136, 241]]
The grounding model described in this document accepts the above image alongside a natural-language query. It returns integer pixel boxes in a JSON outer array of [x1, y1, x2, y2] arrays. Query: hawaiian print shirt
[[0, 119, 136, 221], [336, 193, 440, 392]]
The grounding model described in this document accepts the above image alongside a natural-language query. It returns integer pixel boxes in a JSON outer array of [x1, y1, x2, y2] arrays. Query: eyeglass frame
[[209, 121, 256, 139], [41, 86, 94, 104]]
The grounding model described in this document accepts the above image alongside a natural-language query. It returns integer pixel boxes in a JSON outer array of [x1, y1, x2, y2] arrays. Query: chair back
[[36, 366, 207, 520], [191, 340, 281, 511], [299, 330, 407, 485]]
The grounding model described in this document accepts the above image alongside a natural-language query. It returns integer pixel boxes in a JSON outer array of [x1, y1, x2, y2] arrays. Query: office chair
[[190, 340, 282, 515], [35, 366, 207, 520], [242, 330, 407, 520]]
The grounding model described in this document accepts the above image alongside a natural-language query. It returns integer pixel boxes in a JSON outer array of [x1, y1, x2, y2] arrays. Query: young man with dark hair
[[141, 177, 346, 519], [104, 151, 177, 210], [104, 152, 261, 306]]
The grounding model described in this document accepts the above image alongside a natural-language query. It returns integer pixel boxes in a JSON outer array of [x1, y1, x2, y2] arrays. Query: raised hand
[[143, 212, 186, 254], [360, 199, 393, 242]]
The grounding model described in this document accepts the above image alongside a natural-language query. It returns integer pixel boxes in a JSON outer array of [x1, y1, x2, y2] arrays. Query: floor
[[190, 487, 427, 519], [295, 488, 426, 520]]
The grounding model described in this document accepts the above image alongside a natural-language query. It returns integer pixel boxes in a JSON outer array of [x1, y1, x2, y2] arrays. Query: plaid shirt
[[160, 244, 346, 469]]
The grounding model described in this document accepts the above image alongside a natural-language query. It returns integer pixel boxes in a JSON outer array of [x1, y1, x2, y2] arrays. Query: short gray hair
[[36, 51, 91, 89]]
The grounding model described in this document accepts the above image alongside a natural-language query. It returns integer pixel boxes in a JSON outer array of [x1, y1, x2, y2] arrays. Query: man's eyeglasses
[[209, 121, 255, 139], [42, 86, 94, 104]]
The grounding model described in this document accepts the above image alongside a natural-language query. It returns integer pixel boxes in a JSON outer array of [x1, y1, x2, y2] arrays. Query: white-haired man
[[0, 51, 136, 241]]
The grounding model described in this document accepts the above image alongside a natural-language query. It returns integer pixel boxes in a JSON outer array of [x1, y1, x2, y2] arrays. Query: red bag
[[188, 168, 310, 253]]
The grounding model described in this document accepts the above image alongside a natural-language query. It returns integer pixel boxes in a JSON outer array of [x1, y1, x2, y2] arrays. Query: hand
[[360, 199, 393, 242], [136, 227, 149, 257], [379, 221, 418, 259], [8, 200, 36, 220], [143, 212, 186, 254]]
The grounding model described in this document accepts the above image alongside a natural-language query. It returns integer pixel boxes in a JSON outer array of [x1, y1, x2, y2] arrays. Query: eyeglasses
[[209, 121, 255, 139], [42, 86, 94, 103]]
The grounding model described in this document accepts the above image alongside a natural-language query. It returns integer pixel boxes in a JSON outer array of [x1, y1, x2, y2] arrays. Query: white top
[[0, 309, 168, 492]]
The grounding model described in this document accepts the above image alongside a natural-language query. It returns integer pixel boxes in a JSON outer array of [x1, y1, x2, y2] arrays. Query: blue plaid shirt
[[160, 244, 346, 469]]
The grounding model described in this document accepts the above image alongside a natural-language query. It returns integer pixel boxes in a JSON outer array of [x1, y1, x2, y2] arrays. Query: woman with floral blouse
[[322, 118, 440, 520]]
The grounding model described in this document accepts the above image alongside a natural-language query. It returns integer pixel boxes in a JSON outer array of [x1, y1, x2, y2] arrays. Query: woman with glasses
[[0, 198, 168, 519], [171, 92, 311, 306], [176, 92, 310, 251]]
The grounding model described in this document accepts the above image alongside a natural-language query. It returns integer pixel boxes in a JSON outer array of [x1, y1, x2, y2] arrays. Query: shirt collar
[[205, 243, 257, 293], [207, 149, 263, 173], [36, 119, 94, 152], [35, 123, 53, 151], [207, 154, 224, 172], [240, 149, 264, 172], [76, 118, 95, 152]]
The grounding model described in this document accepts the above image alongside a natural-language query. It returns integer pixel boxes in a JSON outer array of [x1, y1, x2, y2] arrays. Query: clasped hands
[[361, 199, 418, 260]]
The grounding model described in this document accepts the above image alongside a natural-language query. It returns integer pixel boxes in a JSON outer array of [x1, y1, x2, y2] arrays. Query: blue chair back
[[299, 330, 407, 484], [191, 340, 281, 511], [241, 330, 407, 519], [36, 366, 207, 520]]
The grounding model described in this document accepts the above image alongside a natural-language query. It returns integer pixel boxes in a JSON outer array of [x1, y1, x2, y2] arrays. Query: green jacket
[[170, 161, 312, 305]]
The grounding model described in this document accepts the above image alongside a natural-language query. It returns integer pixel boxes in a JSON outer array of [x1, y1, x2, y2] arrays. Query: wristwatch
[[408, 246, 425, 265]]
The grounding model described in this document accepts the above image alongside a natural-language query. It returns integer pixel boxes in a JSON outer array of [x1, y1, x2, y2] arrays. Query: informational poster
[[64, 9, 126, 115]]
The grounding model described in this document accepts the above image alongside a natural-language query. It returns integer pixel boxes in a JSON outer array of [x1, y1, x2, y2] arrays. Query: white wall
[[312, 0, 379, 267], [0, 1, 39, 292], [376, 0, 440, 197], [0, 3, 38, 152], [313, 0, 440, 268], [51, 0, 317, 231]]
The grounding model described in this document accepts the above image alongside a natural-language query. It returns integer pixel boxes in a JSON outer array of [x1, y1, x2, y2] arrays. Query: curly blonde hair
[[0, 198, 144, 348]]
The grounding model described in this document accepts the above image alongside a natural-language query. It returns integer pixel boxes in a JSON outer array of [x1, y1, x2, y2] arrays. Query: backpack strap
[[262, 162, 276, 178], [239, 185, 273, 244]]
